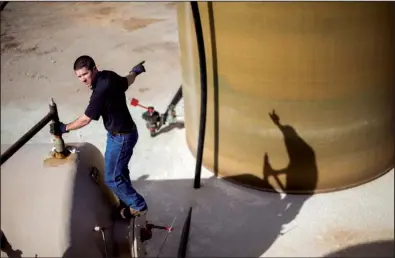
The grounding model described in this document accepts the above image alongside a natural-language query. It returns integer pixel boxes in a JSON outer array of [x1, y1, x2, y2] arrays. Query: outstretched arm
[[124, 61, 146, 89], [125, 72, 138, 86], [269, 109, 285, 131]]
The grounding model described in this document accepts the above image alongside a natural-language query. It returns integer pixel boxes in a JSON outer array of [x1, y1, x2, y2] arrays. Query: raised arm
[[124, 61, 146, 89]]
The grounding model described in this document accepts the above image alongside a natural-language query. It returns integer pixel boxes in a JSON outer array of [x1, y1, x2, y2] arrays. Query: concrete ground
[[1, 2, 393, 257]]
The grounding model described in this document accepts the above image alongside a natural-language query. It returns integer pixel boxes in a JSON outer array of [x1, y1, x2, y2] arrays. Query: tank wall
[[177, 2, 395, 193], [1, 143, 117, 257]]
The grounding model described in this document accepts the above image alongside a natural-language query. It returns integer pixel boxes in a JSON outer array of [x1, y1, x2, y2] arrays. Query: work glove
[[130, 61, 146, 75], [50, 121, 69, 135]]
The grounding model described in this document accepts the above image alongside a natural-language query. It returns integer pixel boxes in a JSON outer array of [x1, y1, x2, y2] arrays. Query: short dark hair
[[73, 55, 96, 71]]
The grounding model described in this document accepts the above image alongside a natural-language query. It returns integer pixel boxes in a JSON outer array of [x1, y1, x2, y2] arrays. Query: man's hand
[[269, 109, 281, 126], [130, 61, 146, 75], [50, 121, 69, 135]]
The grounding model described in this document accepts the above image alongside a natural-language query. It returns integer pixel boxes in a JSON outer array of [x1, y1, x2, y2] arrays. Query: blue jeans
[[104, 130, 147, 211]]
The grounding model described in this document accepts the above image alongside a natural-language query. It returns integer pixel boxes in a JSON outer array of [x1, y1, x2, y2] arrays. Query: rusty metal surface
[[177, 2, 395, 193]]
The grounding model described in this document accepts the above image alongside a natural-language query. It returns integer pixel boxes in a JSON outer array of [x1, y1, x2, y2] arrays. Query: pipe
[[190, 1, 208, 189], [177, 207, 192, 258], [0, 111, 54, 166], [162, 85, 183, 122], [166, 86, 183, 112], [0, 99, 61, 166]]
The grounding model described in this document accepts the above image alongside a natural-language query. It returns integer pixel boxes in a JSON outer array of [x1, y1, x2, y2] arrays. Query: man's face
[[75, 66, 97, 88]]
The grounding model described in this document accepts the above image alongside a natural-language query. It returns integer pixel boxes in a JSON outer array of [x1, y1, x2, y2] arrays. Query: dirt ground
[[1, 2, 394, 258], [1, 2, 193, 256], [1, 2, 182, 149]]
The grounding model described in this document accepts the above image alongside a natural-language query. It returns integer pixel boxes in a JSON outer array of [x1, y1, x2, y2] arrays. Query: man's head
[[73, 55, 98, 88]]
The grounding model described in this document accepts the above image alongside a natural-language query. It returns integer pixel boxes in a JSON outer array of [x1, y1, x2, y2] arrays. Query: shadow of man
[[266, 109, 318, 193], [263, 109, 318, 231], [214, 109, 318, 256], [1, 230, 23, 258]]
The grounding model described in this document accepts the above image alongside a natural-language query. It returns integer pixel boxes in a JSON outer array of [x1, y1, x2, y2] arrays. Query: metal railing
[[0, 99, 60, 166]]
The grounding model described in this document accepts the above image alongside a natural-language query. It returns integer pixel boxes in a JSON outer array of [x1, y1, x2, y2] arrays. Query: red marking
[[146, 223, 174, 232]]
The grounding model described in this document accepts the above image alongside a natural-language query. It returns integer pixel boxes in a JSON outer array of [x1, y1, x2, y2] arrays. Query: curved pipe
[[191, 1, 208, 189], [175, 2, 206, 256]]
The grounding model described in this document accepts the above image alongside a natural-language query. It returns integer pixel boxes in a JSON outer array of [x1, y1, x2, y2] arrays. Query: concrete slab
[[1, 2, 393, 257]]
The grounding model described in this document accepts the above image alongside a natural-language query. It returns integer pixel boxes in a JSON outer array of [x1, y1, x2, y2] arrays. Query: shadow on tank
[[224, 109, 318, 193], [209, 109, 317, 256], [323, 240, 394, 257]]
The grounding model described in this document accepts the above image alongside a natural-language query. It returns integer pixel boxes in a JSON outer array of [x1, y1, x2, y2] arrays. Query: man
[[50, 55, 148, 218]]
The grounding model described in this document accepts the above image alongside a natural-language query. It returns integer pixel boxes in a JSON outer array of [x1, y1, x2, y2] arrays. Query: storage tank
[[177, 2, 394, 193], [0, 142, 132, 258]]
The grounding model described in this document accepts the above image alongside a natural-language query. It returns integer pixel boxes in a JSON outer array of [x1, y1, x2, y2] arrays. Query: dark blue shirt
[[84, 70, 136, 133]]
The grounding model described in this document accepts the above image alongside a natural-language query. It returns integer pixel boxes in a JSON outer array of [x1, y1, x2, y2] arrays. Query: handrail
[[0, 99, 59, 166]]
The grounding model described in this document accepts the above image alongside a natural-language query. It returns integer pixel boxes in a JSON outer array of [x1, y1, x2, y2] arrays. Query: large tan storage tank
[[177, 2, 394, 193], [1, 143, 130, 258]]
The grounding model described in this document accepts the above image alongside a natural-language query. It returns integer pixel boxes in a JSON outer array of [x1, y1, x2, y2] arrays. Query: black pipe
[[166, 85, 183, 113], [177, 207, 193, 258], [191, 1, 208, 189], [162, 85, 183, 122], [0, 100, 58, 166], [0, 112, 54, 165]]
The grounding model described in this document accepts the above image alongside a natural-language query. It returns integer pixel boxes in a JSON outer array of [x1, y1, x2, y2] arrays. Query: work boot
[[120, 207, 148, 219]]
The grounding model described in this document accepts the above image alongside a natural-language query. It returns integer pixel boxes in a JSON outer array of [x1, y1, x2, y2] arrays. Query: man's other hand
[[130, 61, 146, 75]]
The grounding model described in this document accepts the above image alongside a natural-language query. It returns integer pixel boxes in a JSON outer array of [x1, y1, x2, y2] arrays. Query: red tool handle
[[130, 98, 148, 110]]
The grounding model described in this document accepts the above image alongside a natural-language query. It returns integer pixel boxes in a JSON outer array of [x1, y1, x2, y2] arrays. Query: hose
[[176, 3, 206, 257], [190, 1, 208, 189]]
